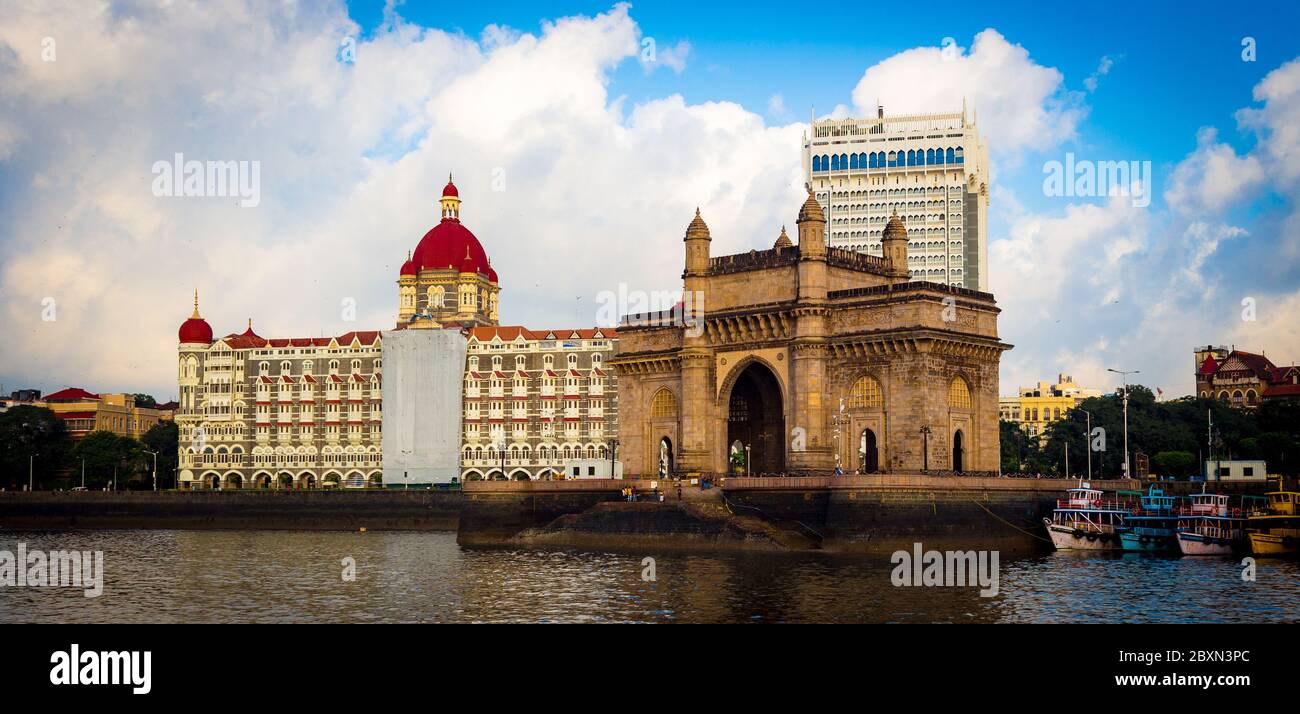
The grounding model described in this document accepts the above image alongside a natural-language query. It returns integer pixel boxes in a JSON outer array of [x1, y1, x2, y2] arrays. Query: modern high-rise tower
[[802, 105, 990, 291]]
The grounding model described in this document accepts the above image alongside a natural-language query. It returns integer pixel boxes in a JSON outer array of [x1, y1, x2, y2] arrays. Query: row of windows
[[464, 444, 610, 461], [469, 353, 602, 370], [813, 147, 966, 172]]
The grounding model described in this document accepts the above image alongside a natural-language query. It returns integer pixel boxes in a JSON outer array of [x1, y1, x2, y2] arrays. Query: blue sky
[[352, 0, 1291, 189], [1, 0, 1299, 400]]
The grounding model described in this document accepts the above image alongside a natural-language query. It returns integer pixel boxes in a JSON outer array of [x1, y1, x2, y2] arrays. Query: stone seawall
[[458, 481, 623, 546], [0, 491, 462, 531], [721, 476, 1271, 552]]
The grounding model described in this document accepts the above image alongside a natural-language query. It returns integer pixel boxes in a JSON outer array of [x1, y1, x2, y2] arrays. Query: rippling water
[[1, 530, 1296, 623]]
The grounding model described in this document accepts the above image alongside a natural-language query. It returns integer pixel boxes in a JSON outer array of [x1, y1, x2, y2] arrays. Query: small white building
[[1204, 460, 1269, 482], [562, 459, 622, 480]]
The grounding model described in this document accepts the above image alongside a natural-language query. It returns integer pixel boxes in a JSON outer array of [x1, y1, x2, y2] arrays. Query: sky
[[1, 0, 1299, 401]]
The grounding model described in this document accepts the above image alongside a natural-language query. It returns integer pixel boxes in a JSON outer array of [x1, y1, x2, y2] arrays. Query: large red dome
[[411, 220, 490, 274]]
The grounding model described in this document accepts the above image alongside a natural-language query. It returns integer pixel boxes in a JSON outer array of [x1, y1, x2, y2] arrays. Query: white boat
[[1043, 484, 1136, 551], [1175, 493, 1248, 556]]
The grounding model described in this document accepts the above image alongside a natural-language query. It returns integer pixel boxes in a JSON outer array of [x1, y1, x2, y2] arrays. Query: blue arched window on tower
[[858, 152, 867, 169], [887, 151, 896, 167], [849, 153, 858, 170], [936, 148, 945, 165], [946, 147, 956, 164], [955, 147, 964, 164], [831, 154, 840, 171], [840, 153, 849, 170], [812, 155, 822, 172], [927, 148, 936, 164], [868, 152, 877, 169]]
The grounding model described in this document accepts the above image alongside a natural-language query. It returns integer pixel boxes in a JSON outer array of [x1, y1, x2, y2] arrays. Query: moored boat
[[1175, 493, 1260, 556], [1118, 486, 1182, 552], [1043, 484, 1136, 551], [1247, 491, 1300, 556]]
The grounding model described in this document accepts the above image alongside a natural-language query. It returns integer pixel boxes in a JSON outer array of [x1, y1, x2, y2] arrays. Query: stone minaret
[[791, 190, 833, 472], [795, 190, 826, 259], [677, 208, 714, 474], [882, 212, 909, 283]]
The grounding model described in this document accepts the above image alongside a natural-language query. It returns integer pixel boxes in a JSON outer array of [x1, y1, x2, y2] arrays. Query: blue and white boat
[[1118, 486, 1182, 552]]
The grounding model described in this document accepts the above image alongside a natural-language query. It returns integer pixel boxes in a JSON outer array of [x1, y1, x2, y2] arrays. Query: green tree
[[140, 420, 179, 489], [71, 430, 143, 489], [0, 405, 71, 490], [1150, 451, 1197, 479]]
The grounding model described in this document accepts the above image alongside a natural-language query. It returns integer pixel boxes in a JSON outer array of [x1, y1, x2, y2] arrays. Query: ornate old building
[[610, 191, 1009, 478], [1195, 345, 1300, 407], [177, 174, 617, 487], [458, 326, 617, 481], [176, 293, 384, 490]]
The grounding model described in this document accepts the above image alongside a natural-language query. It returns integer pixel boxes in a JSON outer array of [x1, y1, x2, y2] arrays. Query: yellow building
[[38, 388, 169, 440], [998, 374, 1100, 437]]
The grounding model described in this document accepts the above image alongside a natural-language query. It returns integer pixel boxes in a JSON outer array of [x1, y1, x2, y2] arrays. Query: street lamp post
[[1108, 368, 1140, 480], [1081, 409, 1092, 482], [744, 445, 751, 478], [29, 453, 36, 492], [144, 450, 158, 491], [919, 425, 932, 473]]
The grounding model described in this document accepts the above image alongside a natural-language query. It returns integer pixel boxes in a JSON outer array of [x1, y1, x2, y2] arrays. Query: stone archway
[[658, 437, 673, 477], [952, 429, 964, 472], [725, 361, 785, 474], [858, 428, 879, 473]]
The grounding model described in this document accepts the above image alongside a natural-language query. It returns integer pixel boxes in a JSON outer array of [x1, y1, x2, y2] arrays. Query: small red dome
[[179, 291, 213, 343], [179, 317, 212, 343], [240, 320, 260, 340], [442, 180, 459, 198], [400, 258, 417, 276], [459, 249, 478, 274]]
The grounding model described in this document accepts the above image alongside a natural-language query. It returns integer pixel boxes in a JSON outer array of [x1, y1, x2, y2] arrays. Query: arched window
[[858, 152, 867, 168], [955, 146, 964, 163], [948, 377, 972, 410], [934, 149, 945, 165], [849, 153, 858, 170], [813, 155, 822, 172], [946, 148, 956, 164], [868, 153, 877, 169], [907, 150, 916, 166], [926, 148, 936, 164], [847, 375, 884, 409], [831, 154, 840, 171], [650, 389, 677, 418]]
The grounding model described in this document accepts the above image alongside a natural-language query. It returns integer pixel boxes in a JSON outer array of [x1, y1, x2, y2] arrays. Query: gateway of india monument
[[609, 191, 1011, 478]]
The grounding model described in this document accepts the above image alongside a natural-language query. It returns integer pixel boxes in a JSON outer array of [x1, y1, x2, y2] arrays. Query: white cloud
[[767, 93, 786, 117], [1164, 127, 1265, 215], [0, 1, 794, 398], [1083, 54, 1119, 93], [849, 29, 1085, 156]]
